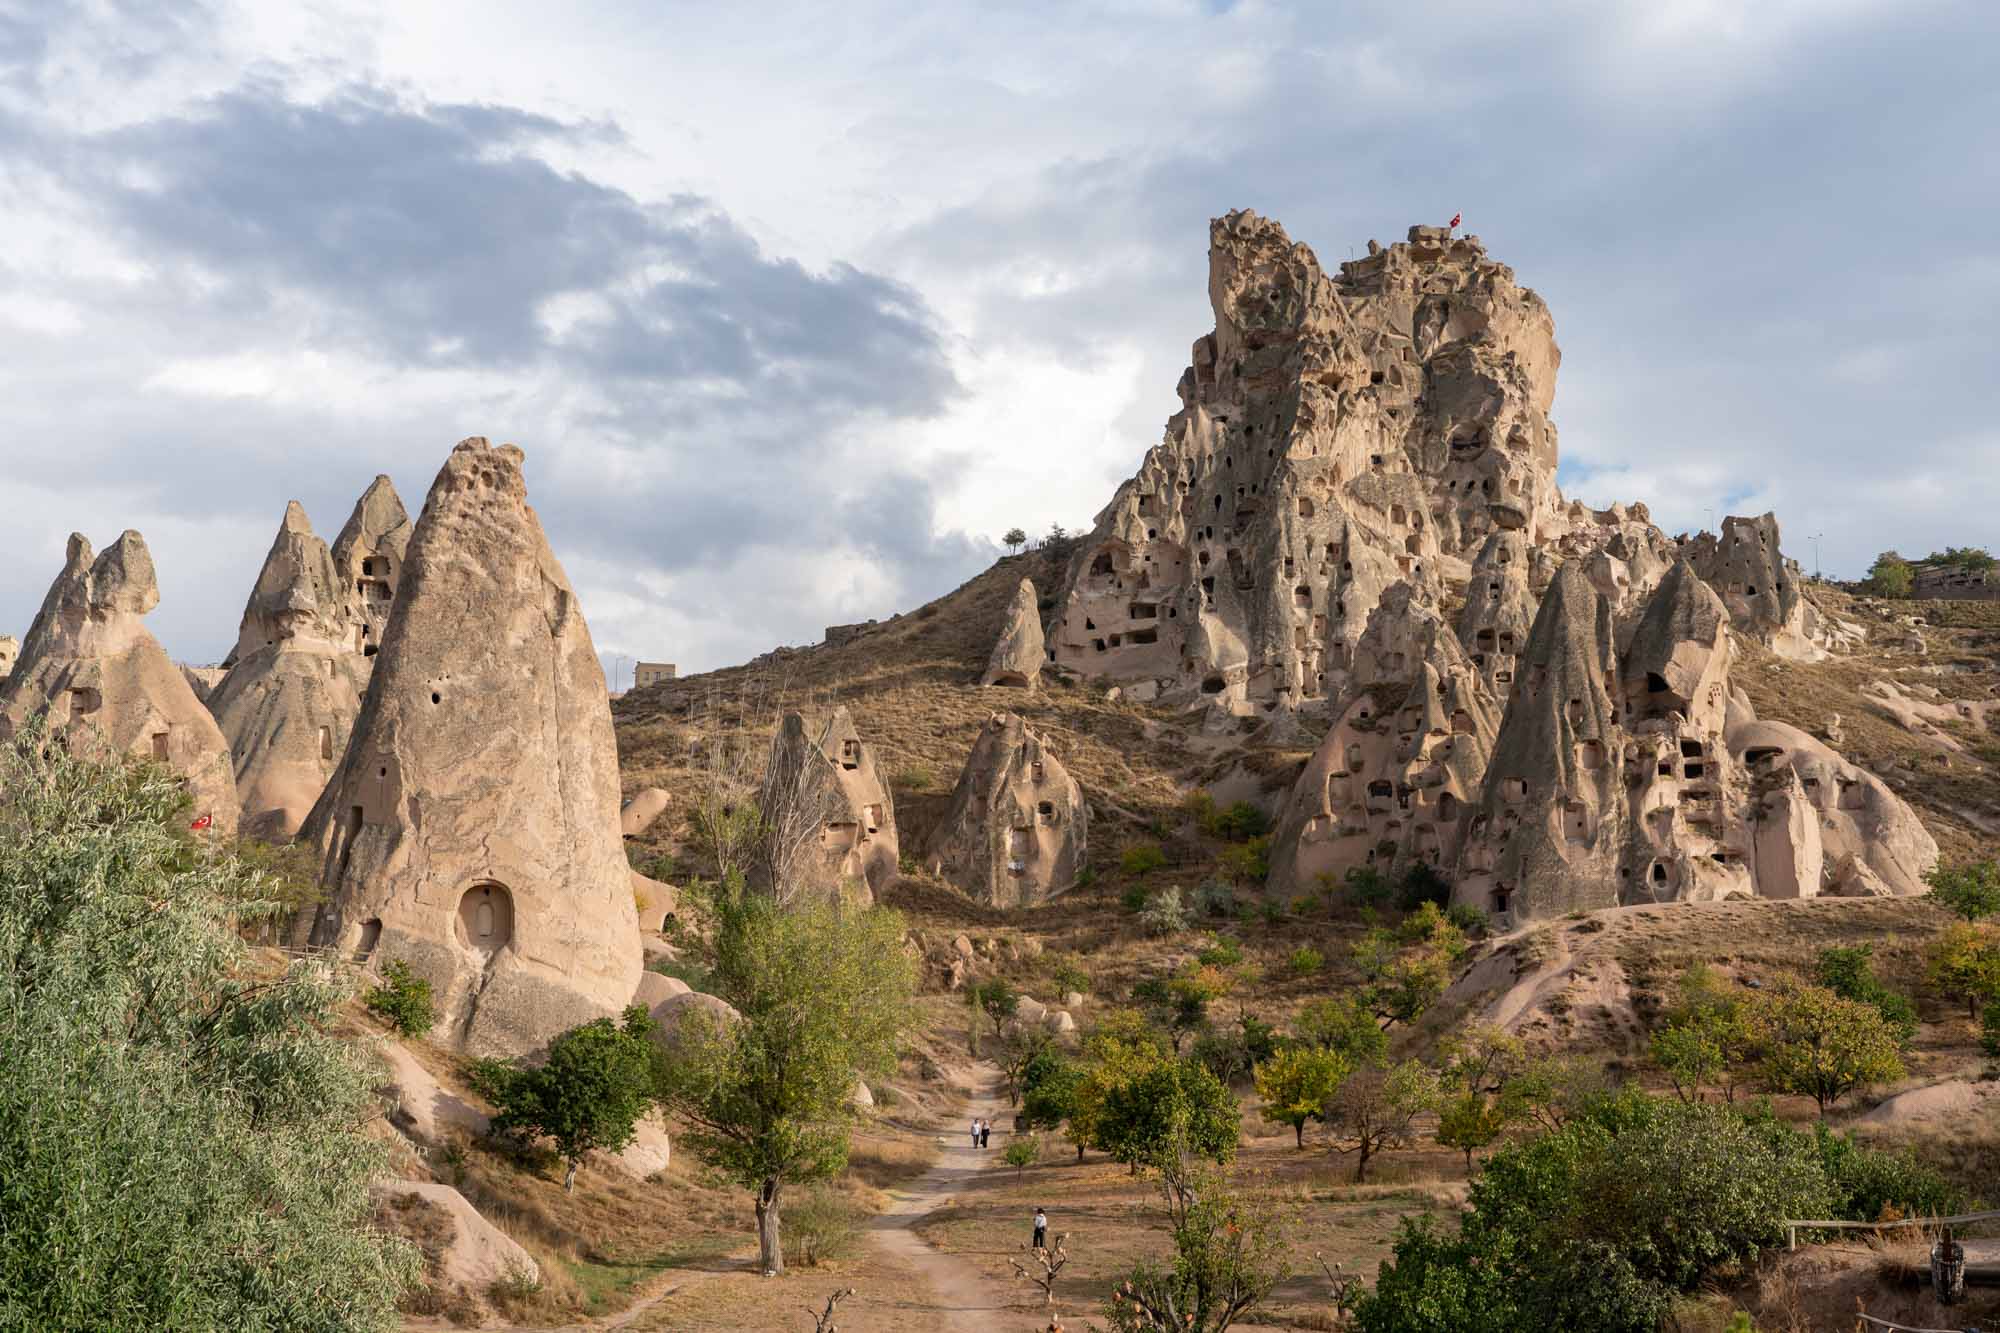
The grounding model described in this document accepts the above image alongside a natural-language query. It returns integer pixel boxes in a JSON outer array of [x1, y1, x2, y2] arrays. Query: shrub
[[1261, 899, 1287, 925], [1004, 1135, 1040, 1174], [1294, 996, 1389, 1066], [1193, 880, 1238, 919], [0, 728, 418, 1330], [1394, 863, 1452, 912], [1140, 887, 1189, 937], [1121, 843, 1169, 877], [786, 1187, 864, 1267], [365, 959, 437, 1037], [1814, 944, 1917, 1043], [1984, 1004, 2000, 1058], [645, 955, 712, 992], [1219, 835, 1272, 885], [1121, 884, 1150, 912], [1287, 945, 1325, 977], [1051, 957, 1092, 997], [484, 1006, 661, 1192], [895, 765, 934, 791], [1928, 859, 2000, 921], [1344, 865, 1394, 908], [1214, 801, 1270, 842], [1444, 902, 1488, 936], [1195, 937, 1244, 968]]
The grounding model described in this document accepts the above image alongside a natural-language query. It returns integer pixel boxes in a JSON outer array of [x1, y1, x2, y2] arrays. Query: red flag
[[190, 813, 212, 831], [1449, 213, 1462, 228]]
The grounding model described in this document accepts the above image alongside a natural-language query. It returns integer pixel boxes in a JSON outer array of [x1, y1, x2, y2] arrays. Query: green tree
[[0, 727, 417, 1331], [1749, 980, 1904, 1118], [967, 976, 1018, 1055], [1254, 1045, 1350, 1148], [1928, 858, 2000, 921], [1097, 1059, 1241, 1172], [1435, 1093, 1510, 1173], [363, 958, 436, 1037], [1862, 550, 1914, 597], [1003, 526, 1028, 554], [1067, 1011, 1170, 1159], [1649, 964, 1751, 1103], [654, 882, 915, 1274], [1927, 921, 2000, 1017], [1102, 1163, 1292, 1333], [1325, 1060, 1438, 1183], [1353, 912, 1460, 1027], [483, 1006, 660, 1192], [1293, 994, 1389, 1065], [996, 1021, 1055, 1106], [1021, 1050, 1089, 1157], [1433, 1026, 1523, 1170], [1814, 944, 1917, 1043], [1004, 1134, 1040, 1176]]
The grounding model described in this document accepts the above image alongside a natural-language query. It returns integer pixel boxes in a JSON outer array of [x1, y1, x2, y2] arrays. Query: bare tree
[[684, 685, 768, 883], [1009, 1234, 1070, 1307], [755, 713, 846, 907], [802, 1287, 855, 1331]]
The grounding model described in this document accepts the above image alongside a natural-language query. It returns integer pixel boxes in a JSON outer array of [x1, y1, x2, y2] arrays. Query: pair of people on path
[[970, 1117, 992, 1148]]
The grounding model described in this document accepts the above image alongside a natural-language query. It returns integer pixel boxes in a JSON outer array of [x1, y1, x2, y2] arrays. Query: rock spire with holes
[[980, 577, 1046, 689], [205, 498, 374, 839], [297, 439, 640, 1056], [1, 530, 238, 832], [922, 712, 1088, 906]]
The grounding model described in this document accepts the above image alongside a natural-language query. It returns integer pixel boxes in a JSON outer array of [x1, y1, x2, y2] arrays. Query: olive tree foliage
[[0, 728, 417, 1332], [653, 881, 915, 1275]]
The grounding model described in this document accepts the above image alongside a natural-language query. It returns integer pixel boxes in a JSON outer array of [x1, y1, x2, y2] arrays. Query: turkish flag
[[190, 813, 213, 832], [1449, 213, 1462, 228]]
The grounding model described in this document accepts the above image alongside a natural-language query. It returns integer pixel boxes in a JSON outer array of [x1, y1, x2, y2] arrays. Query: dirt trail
[[867, 1063, 1026, 1332]]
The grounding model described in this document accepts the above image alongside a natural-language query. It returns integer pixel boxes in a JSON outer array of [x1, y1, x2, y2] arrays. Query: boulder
[[648, 990, 743, 1055], [921, 713, 1088, 906], [607, 1113, 671, 1177], [295, 440, 641, 1056], [1047, 1009, 1077, 1035], [980, 578, 1045, 689], [1, 531, 239, 834], [621, 787, 671, 837], [632, 970, 692, 1009], [372, 1180, 538, 1291]]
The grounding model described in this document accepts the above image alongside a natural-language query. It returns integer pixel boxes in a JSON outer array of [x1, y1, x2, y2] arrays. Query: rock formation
[[1678, 513, 1825, 660], [204, 499, 374, 839], [297, 439, 641, 1056], [921, 712, 1088, 906], [980, 578, 1046, 689], [1268, 584, 1501, 898], [329, 474, 412, 659], [0, 634, 18, 683], [757, 706, 897, 902], [1, 531, 238, 832]]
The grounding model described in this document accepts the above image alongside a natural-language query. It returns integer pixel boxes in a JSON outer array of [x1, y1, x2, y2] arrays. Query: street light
[[1809, 533, 1824, 581]]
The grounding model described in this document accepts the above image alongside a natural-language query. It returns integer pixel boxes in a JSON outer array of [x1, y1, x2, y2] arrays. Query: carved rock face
[[2, 530, 238, 833], [980, 578, 1046, 689], [297, 439, 640, 1057], [759, 706, 898, 903], [923, 712, 1087, 907]]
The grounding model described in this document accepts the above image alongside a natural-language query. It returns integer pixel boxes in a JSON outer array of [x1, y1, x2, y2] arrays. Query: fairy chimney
[[329, 474, 412, 661], [980, 578, 1046, 689], [757, 706, 897, 902], [205, 500, 372, 839], [1, 531, 238, 832], [923, 712, 1088, 906], [297, 439, 641, 1056]]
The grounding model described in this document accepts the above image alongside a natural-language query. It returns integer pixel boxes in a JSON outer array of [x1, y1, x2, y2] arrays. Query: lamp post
[[1809, 532, 1824, 581]]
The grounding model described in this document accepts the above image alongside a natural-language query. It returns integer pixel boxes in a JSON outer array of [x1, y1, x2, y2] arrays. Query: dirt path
[[866, 1063, 1026, 1332]]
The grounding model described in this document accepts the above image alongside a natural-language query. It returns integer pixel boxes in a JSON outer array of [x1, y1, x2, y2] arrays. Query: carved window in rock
[[69, 687, 102, 716], [457, 882, 515, 960], [150, 731, 169, 761], [1502, 778, 1527, 804], [822, 821, 860, 851], [864, 804, 884, 835], [840, 739, 860, 770], [1577, 740, 1605, 771], [355, 918, 382, 962], [1563, 800, 1592, 844], [318, 726, 334, 761]]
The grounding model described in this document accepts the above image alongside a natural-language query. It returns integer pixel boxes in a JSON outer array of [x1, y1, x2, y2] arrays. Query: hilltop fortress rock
[[980, 578, 1046, 689], [1, 531, 239, 832], [298, 439, 640, 1056], [206, 490, 395, 839], [922, 712, 1088, 906]]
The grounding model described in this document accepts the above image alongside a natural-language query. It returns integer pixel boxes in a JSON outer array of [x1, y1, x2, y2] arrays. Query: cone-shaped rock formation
[[923, 712, 1087, 906], [980, 578, 1045, 689], [298, 439, 640, 1056], [206, 500, 373, 839], [757, 706, 897, 903], [330, 474, 412, 660], [1, 531, 238, 832]]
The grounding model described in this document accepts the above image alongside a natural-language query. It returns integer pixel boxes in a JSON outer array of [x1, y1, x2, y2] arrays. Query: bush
[[1193, 880, 1238, 919], [1394, 863, 1452, 912], [1140, 887, 1189, 937], [1929, 859, 2000, 922], [365, 959, 436, 1037], [1219, 835, 1272, 885], [1444, 902, 1488, 936], [1814, 944, 1917, 1043], [1344, 865, 1393, 909], [1004, 1135, 1040, 1174], [1121, 843, 1169, 877], [484, 1006, 661, 1193], [646, 955, 712, 991], [1862, 550, 1914, 598], [0, 728, 418, 1330], [1051, 957, 1091, 997], [1121, 883, 1150, 912], [786, 1187, 863, 1267], [895, 765, 935, 792], [1985, 1005, 2000, 1058], [1195, 937, 1244, 968], [1287, 945, 1325, 977]]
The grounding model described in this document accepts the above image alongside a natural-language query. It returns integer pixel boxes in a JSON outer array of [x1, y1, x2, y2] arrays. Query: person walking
[[971, 1117, 982, 1149], [980, 1119, 991, 1149], [1032, 1207, 1048, 1252]]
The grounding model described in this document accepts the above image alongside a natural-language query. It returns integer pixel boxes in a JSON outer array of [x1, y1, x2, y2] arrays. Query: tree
[[1004, 1134, 1040, 1177], [1020, 1047, 1088, 1155], [1325, 1060, 1437, 1183], [1928, 921, 2000, 1018], [1862, 550, 1913, 597], [1435, 1093, 1510, 1174], [968, 977, 1019, 1056], [1433, 1026, 1522, 1169], [0, 727, 417, 1331], [996, 1021, 1055, 1105], [1067, 1011, 1170, 1160], [1102, 1164, 1292, 1333], [1748, 980, 1904, 1118], [483, 1006, 660, 1192], [753, 715, 848, 906], [1003, 526, 1028, 554], [654, 884, 915, 1274], [1254, 1045, 1350, 1148], [1293, 995, 1389, 1065], [1500, 1052, 1611, 1133], [1097, 1059, 1241, 1172], [1009, 1231, 1070, 1306], [1814, 944, 1917, 1042], [1135, 965, 1228, 1055], [364, 958, 436, 1037], [1648, 965, 1752, 1104], [1928, 859, 2000, 922], [1352, 910, 1463, 1028]]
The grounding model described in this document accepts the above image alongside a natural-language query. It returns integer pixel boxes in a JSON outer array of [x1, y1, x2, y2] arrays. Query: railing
[[1784, 1209, 2000, 1251]]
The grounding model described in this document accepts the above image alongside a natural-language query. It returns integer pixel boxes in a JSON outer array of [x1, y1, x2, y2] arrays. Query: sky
[[2, 0, 1995, 677]]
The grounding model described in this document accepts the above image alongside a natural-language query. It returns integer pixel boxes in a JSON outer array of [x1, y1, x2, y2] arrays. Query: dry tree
[[1009, 1233, 1071, 1307]]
